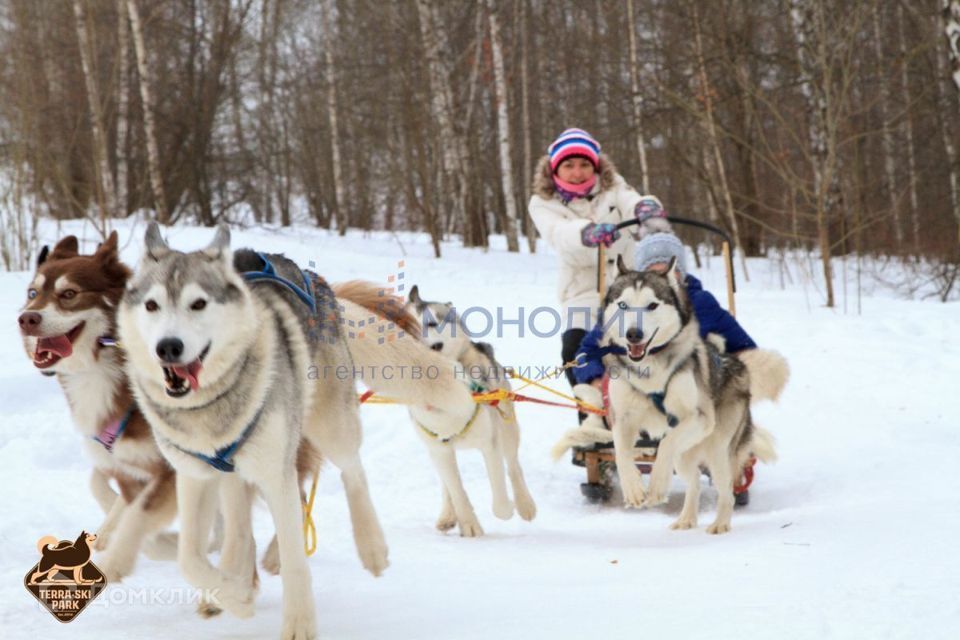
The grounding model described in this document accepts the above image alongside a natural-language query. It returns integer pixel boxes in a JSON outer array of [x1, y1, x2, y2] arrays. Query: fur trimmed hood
[[532, 153, 619, 200]]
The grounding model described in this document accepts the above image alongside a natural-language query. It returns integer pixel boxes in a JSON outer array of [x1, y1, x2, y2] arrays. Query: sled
[[574, 216, 754, 505]]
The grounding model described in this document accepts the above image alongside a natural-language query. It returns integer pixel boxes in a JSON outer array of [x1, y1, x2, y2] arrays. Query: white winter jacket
[[529, 155, 646, 331]]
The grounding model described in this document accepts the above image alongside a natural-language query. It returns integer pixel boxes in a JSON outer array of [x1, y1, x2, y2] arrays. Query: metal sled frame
[[577, 216, 751, 505]]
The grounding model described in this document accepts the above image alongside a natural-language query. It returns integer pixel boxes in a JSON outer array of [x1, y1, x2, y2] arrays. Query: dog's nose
[[625, 327, 644, 344], [156, 337, 185, 362], [18, 311, 41, 332], [430, 342, 444, 351]]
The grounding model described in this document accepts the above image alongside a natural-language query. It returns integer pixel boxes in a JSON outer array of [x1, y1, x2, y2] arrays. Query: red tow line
[[734, 456, 757, 495]]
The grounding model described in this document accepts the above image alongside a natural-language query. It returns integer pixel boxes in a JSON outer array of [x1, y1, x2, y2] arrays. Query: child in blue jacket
[[573, 231, 756, 386]]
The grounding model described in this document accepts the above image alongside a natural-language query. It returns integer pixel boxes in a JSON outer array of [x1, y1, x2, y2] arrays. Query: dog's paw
[[435, 515, 457, 531], [706, 521, 731, 535], [641, 480, 669, 509], [216, 576, 255, 619], [196, 598, 223, 618], [641, 491, 668, 509], [670, 516, 697, 530], [492, 499, 514, 521], [357, 534, 389, 577], [515, 495, 537, 521], [620, 472, 646, 508], [281, 609, 317, 640], [458, 517, 484, 538], [260, 536, 280, 576]]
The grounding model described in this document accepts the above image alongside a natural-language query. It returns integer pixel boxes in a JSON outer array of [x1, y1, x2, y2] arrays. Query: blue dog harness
[[241, 252, 317, 313], [167, 405, 264, 473]]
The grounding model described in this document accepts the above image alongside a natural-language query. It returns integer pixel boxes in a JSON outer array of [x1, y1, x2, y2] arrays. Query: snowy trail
[[1, 221, 958, 639]]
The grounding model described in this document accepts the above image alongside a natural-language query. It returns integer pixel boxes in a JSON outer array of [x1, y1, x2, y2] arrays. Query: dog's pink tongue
[[172, 361, 202, 390], [36, 335, 73, 358], [629, 343, 647, 359]]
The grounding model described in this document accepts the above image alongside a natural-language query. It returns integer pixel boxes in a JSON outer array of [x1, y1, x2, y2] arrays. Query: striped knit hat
[[548, 128, 601, 173]]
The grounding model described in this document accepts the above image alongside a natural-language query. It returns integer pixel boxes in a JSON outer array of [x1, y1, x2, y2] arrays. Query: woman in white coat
[[528, 128, 668, 388]]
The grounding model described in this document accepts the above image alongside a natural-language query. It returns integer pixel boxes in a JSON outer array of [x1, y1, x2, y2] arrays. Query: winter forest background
[[2, 0, 960, 305]]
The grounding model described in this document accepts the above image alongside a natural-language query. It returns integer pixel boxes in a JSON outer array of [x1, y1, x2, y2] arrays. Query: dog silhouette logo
[[24, 531, 107, 622]]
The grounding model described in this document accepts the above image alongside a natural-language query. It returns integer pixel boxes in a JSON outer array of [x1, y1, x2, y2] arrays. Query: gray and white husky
[[405, 286, 536, 536], [117, 223, 389, 639], [600, 256, 785, 534]]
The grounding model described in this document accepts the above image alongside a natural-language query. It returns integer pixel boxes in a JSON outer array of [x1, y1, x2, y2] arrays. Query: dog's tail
[[738, 349, 790, 403], [36, 535, 58, 553], [333, 280, 420, 339], [335, 285, 474, 425], [749, 425, 778, 464], [550, 384, 613, 461]]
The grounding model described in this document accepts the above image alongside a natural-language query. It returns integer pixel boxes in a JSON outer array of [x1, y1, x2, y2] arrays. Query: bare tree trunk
[[790, 0, 836, 307], [486, 0, 520, 252], [518, 0, 536, 252], [626, 0, 650, 192], [944, 0, 960, 95], [116, 0, 130, 216], [73, 0, 117, 226], [320, 0, 348, 235], [938, 2, 960, 244], [691, 3, 748, 280], [871, 4, 903, 248], [127, 0, 170, 223], [415, 0, 467, 235], [897, 3, 920, 255]]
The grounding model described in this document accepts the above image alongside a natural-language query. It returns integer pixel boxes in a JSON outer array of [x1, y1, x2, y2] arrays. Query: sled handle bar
[[599, 215, 738, 316]]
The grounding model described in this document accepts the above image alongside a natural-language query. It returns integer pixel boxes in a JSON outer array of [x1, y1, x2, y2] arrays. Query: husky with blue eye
[[600, 255, 784, 534]]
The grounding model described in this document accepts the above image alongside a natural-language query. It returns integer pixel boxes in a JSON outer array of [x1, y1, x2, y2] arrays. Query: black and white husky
[[600, 256, 786, 534], [118, 224, 392, 639], [405, 285, 536, 536]]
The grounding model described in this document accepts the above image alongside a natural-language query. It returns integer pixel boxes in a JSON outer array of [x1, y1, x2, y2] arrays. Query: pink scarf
[[553, 175, 597, 203]]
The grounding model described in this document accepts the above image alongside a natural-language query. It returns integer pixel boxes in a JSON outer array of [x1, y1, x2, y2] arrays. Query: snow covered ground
[[1, 219, 958, 639]]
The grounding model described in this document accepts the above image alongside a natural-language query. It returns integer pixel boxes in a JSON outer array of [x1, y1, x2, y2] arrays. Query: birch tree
[[320, 0, 347, 235], [73, 0, 117, 226], [126, 0, 169, 223], [626, 0, 650, 193], [486, 0, 521, 252], [115, 0, 130, 216]]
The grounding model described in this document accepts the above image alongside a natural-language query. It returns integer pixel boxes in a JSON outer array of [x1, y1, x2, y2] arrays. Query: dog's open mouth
[[32, 322, 85, 369], [162, 344, 210, 398], [626, 341, 649, 362]]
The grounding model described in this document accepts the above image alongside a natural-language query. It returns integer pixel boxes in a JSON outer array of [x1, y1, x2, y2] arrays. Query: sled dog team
[[18, 223, 787, 639]]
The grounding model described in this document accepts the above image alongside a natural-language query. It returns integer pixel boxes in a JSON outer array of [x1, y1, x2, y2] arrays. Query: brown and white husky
[[18, 232, 178, 581]]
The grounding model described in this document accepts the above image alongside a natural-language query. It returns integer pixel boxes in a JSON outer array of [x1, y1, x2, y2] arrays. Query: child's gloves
[[634, 196, 673, 238], [581, 222, 621, 248], [634, 196, 666, 223]]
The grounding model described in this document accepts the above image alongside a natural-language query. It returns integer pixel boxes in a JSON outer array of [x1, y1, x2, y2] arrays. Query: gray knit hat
[[634, 232, 688, 275]]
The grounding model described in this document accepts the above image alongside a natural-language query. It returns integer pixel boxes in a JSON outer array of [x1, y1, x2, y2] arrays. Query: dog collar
[[93, 407, 134, 451], [168, 405, 264, 473], [415, 403, 482, 444]]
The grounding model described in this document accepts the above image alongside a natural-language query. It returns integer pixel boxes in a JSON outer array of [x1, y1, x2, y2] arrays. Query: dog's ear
[[36, 245, 50, 267], [616, 254, 630, 276], [665, 256, 681, 291], [144, 222, 171, 261], [202, 224, 231, 261], [95, 230, 119, 262], [408, 284, 422, 305], [48, 236, 79, 261]]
